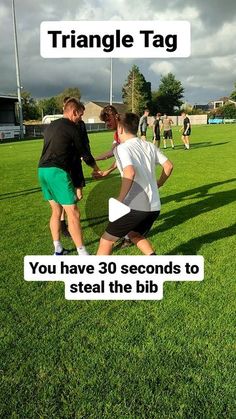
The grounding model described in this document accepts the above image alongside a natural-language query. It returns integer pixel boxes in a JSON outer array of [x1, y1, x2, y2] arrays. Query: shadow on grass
[[159, 141, 229, 150], [190, 141, 229, 149], [148, 178, 236, 252], [167, 223, 236, 255], [0, 187, 41, 200]]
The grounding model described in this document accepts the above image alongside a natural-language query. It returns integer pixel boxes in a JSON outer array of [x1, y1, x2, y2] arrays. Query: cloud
[[0, 0, 235, 104], [149, 61, 175, 75]]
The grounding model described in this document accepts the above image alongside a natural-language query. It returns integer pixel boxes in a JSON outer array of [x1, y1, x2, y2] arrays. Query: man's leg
[[128, 231, 155, 255], [97, 232, 118, 255], [49, 200, 65, 254], [49, 200, 63, 240], [63, 204, 88, 254], [182, 135, 187, 148], [60, 208, 71, 238], [185, 135, 190, 149]]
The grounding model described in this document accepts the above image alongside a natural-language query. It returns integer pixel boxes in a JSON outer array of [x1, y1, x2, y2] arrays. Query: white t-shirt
[[113, 137, 168, 212]]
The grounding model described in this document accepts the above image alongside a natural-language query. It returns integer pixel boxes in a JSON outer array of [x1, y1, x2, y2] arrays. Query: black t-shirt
[[183, 117, 191, 130], [153, 118, 161, 134], [39, 118, 95, 172]]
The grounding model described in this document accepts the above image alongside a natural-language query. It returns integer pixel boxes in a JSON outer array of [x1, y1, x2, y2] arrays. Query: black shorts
[[183, 129, 191, 136], [106, 209, 160, 238], [153, 133, 160, 141], [163, 130, 172, 139]]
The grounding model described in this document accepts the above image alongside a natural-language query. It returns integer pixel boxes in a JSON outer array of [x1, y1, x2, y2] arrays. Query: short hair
[[144, 108, 149, 113], [100, 105, 118, 122], [63, 96, 71, 105], [117, 113, 139, 135], [63, 98, 85, 113]]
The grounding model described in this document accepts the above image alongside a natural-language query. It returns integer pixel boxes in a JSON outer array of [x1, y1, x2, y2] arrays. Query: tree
[[152, 73, 184, 115], [221, 103, 236, 118], [122, 65, 152, 115], [38, 97, 61, 116], [230, 82, 236, 102], [21, 90, 40, 120], [56, 87, 81, 110]]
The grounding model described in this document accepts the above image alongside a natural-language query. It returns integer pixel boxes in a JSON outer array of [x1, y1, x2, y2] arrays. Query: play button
[[108, 198, 131, 222]]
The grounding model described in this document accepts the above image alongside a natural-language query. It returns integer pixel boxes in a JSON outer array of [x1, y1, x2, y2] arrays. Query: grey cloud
[[0, 0, 235, 104]]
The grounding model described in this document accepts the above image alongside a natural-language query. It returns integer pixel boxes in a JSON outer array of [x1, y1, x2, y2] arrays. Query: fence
[[25, 122, 107, 138], [148, 114, 208, 126]]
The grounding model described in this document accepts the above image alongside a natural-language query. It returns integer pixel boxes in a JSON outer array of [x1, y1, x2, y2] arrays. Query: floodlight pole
[[109, 58, 113, 105], [12, 0, 24, 138]]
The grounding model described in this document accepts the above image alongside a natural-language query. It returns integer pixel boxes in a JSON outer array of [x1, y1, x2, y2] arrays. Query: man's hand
[[91, 169, 103, 179]]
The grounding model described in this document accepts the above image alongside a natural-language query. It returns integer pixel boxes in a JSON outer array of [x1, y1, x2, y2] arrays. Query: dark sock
[[150, 252, 156, 255]]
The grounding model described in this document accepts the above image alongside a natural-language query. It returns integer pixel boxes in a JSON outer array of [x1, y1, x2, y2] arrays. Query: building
[[208, 97, 236, 109], [83, 101, 127, 123]]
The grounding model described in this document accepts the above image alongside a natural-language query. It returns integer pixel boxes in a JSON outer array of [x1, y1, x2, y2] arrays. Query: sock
[[77, 246, 89, 255], [53, 240, 63, 253], [150, 252, 156, 255]]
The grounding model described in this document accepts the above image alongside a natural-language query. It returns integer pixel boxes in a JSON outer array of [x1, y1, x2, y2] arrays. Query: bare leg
[[185, 136, 190, 149], [97, 232, 118, 255], [163, 139, 167, 149], [128, 231, 155, 255], [181, 135, 186, 148], [63, 204, 83, 247], [49, 200, 63, 241], [170, 139, 175, 148]]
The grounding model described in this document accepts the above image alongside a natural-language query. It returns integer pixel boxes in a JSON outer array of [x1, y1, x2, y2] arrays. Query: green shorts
[[38, 167, 77, 205]]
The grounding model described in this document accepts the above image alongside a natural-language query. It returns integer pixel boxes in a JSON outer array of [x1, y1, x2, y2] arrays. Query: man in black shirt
[[152, 112, 162, 148], [181, 111, 191, 150], [38, 98, 100, 255]]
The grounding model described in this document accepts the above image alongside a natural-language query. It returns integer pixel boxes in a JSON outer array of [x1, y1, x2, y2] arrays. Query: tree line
[[20, 67, 236, 121]]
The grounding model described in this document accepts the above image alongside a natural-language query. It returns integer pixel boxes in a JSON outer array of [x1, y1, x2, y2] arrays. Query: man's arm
[[157, 160, 173, 188], [117, 165, 135, 202], [73, 128, 100, 172], [93, 161, 117, 179]]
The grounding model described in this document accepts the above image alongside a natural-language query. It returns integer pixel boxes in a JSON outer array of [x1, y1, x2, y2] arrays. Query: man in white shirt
[[97, 113, 173, 255]]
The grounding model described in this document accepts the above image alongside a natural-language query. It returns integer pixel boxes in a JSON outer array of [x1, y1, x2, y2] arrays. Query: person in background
[[180, 111, 191, 150], [138, 109, 149, 140], [152, 112, 162, 148], [162, 114, 175, 149]]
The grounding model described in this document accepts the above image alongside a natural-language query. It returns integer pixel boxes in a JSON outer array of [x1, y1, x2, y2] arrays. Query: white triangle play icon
[[108, 198, 131, 222]]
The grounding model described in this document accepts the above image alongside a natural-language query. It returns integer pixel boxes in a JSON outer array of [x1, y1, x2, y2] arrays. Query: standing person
[[97, 113, 173, 255], [138, 109, 149, 140], [152, 113, 162, 148], [181, 112, 191, 150], [38, 98, 101, 255], [162, 114, 175, 149], [60, 97, 91, 237]]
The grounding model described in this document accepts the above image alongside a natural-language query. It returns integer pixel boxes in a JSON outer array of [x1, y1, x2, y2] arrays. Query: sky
[[0, 0, 236, 105]]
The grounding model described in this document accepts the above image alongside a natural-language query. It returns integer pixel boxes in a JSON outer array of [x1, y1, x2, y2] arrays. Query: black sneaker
[[61, 221, 71, 238], [54, 248, 70, 256], [120, 239, 132, 249]]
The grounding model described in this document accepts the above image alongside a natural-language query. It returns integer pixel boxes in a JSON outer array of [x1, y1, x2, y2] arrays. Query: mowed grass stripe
[[0, 124, 235, 418]]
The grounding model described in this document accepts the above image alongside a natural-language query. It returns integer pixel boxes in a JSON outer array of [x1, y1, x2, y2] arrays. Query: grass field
[[0, 124, 236, 418]]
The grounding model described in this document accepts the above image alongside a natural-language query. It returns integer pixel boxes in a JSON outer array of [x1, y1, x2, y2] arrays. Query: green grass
[[0, 125, 236, 418]]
